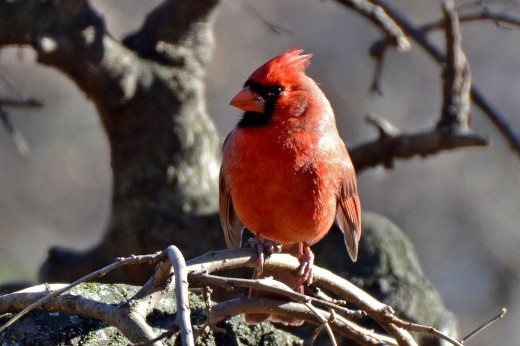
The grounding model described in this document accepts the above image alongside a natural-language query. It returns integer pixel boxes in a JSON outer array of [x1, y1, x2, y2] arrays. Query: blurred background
[[0, 0, 519, 344]]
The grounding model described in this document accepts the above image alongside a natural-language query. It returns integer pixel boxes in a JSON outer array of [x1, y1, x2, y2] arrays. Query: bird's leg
[[247, 236, 281, 275], [297, 243, 315, 286]]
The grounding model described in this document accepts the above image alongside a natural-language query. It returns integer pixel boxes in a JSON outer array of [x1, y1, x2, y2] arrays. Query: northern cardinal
[[219, 48, 361, 325]]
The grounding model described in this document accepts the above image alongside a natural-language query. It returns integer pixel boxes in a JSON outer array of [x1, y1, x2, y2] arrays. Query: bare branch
[[0, 252, 165, 334], [384, 313, 464, 346], [188, 250, 417, 345], [421, 8, 520, 32], [438, 0, 472, 132], [239, 0, 293, 35], [302, 301, 338, 346], [0, 96, 43, 108], [350, 116, 488, 172], [0, 108, 29, 155], [462, 308, 507, 343], [333, 0, 410, 51], [165, 246, 194, 346], [1, 248, 501, 345], [370, 0, 520, 157], [210, 297, 399, 346], [369, 5, 520, 88], [0, 284, 159, 344], [191, 272, 363, 320]]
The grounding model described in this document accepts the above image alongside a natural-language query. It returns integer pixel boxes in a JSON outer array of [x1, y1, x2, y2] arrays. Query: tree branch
[[210, 297, 398, 346], [350, 115, 488, 172], [165, 245, 194, 346], [333, 0, 410, 51], [369, 0, 520, 157]]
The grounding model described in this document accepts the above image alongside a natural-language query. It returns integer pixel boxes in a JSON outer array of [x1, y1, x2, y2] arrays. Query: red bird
[[219, 48, 361, 325]]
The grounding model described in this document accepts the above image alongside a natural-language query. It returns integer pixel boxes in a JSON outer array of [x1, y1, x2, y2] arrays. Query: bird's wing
[[219, 164, 243, 249], [336, 155, 362, 262]]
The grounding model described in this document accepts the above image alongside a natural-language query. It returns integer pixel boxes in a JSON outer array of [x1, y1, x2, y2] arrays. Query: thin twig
[[191, 272, 366, 319], [0, 96, 43, 108], [303, 301, 338, 346], [384, 314, 464, 346], [462, 307, 507, 343], [421, 8, 520, 32], [128, 259, 174, 316], [0, 252, 165, 334], [0, 108, 29, 155], [239, 0, 292, 35], [165, 246, 194, 346], [333, 0, 410, 51]]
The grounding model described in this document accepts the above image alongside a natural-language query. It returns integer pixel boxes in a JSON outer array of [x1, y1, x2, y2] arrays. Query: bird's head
[[230, 48, 320, 128]]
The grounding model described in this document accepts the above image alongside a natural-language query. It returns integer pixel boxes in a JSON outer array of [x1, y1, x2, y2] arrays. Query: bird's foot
[[297, 244, 315, 286], [248, 238, 281, 275]]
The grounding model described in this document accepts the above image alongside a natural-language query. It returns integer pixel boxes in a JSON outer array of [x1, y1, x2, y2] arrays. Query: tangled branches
[[0, 247, 506, 345]]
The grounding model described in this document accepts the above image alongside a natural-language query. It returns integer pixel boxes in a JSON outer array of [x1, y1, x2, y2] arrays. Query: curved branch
[[165, 246, 194, 346]]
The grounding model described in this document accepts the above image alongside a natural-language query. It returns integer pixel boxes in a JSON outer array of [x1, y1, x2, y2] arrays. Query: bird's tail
[[245, 242, 304, 326]]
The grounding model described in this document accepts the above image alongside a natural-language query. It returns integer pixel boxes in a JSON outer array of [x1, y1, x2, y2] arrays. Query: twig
[[0, 108, 29, 155], [128, 259, 174, 316], [0, 252, 165, 334], [191, 272, 366, 319], [462, 307, 507, 343], [165, 246, 194, 346], [365, 113, 400, 137], [239, 0, 292, 35], [303, 301, 338, 346], [421, 8, 520, 32], [130, 328, 178, 346], [0, 96, 43, 108], [384, 314, 464, 346]]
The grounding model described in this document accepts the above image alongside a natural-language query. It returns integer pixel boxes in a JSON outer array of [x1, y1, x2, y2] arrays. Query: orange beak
[[229, 86, 265, 113]]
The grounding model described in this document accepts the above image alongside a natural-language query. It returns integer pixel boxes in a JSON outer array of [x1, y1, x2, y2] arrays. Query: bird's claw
[[248, 238, 280, 275], [297, 244, 315, 286]]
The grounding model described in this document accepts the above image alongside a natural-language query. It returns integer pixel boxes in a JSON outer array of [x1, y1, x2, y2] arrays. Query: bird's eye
[[267, 87, 283, 98]]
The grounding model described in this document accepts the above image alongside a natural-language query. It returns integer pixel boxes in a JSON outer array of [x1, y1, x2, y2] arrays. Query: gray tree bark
[[0, 0, 223, 283]]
